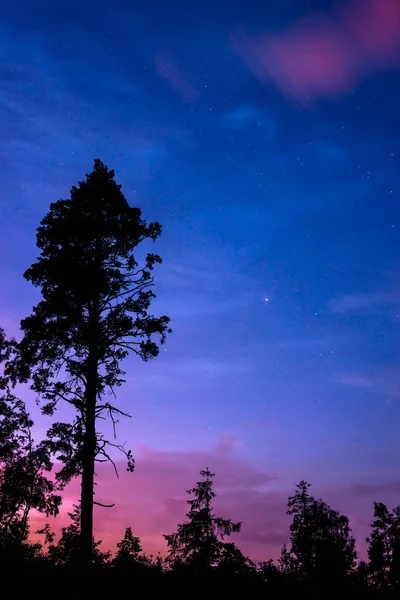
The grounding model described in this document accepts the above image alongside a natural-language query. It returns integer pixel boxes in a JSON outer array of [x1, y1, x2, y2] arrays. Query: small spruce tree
[[164, 468, 242, 571]]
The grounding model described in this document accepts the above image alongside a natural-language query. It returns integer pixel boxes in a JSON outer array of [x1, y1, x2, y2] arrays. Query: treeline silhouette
[[0, 160, 398, 597], [0, 457, 399, 598]]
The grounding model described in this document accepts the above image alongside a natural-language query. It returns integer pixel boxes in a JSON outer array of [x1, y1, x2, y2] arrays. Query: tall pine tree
[[9, 160, 170, 567]]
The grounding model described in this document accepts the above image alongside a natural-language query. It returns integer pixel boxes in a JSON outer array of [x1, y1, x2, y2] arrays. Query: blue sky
[[1, 0, 400, 559]]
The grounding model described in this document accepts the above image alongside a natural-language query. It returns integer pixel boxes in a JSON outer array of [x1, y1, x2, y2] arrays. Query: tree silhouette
[[278, 543, 298, 575], [0, 329, 61, 557], [40, 503, 110, 567], [217, 541, 255, 575], [0, 395, 61, 535], [113, 526, 146, 570], [9, 160, 171, 567], [285, 480, 356, 592], [164, 468, 242, 572], [367, 501, 400, 589]]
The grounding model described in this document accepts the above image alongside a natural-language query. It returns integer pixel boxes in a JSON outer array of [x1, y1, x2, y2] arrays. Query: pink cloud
[[31, 444, 285, 561], [154, 51, 199, 103], [29, 444, 400, 563], [232, 0, 400, 103]]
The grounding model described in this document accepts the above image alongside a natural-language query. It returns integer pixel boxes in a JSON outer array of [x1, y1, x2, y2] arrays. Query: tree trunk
[[80, 377, 97, 568], [80, 299, 99, 568]]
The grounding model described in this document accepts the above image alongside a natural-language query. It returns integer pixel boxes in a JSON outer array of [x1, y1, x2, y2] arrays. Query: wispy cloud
[[277, 337, 329, 350], [212, 435, 240, 455], [312, 140, 348, 164], [154, 51, 199, 103], [0, 22, 172, 205], [126, 355, 252, 394], [337, 374, 375, 389], [217, 103, 277, 135], [336, 370, 400, 400], [330, 290, 400, 318], [155, 254, 261, 320], [347, 481, 400, 499]]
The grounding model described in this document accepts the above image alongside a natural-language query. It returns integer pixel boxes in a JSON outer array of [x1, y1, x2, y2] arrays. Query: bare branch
[[96, 446, 119, 478], [93, 500, 115, 508]]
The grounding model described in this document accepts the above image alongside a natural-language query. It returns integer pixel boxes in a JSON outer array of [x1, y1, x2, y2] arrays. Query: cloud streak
[[336, 369, 400, 401], [154, 51, 199, 103], [217, 103, 277, 135], [347, 481, 400, 498], [330, 289, 400, 317]]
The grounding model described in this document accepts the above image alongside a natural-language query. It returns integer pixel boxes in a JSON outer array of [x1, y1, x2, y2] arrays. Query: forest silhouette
[[0, 161, 398, 598]]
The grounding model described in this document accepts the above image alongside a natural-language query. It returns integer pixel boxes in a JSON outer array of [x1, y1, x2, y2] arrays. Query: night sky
[[1, 0, 400, 561]]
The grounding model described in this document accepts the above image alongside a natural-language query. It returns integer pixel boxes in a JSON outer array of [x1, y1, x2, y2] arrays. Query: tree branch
[[93, 500, 115, 508]]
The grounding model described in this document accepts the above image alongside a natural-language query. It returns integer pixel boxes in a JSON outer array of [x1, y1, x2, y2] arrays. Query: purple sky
[[1, 0, 400, 560]]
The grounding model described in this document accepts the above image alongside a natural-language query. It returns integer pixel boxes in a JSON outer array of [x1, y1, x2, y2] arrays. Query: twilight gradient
[[1, 0, 400, 561]]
